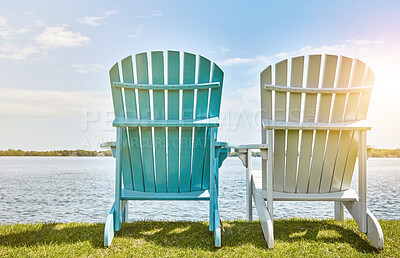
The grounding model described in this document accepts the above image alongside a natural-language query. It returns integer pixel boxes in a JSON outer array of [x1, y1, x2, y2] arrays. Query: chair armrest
[[215, 142, 231, 168], [100, 141, 116, 158], [100, 141, 116, 148], [231, 144, 269, 167], [234, 144, 268, 151], [215, 141, 228, 148]]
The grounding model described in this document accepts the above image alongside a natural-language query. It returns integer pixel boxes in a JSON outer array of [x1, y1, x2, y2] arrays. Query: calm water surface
[[0, 157, 399, 224]]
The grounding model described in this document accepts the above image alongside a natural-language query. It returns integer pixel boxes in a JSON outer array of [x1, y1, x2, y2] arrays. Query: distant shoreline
[[0, 155, 114, 157], [0, 148, 399, 158], [0, 149, 112, 157], [0, 156, 399, 159]]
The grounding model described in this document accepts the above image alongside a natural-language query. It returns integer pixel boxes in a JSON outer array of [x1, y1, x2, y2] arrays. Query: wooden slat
[[180, 52, 196, 192], [136, 52, 156, 192], [209, 63, 224, 118], [308, 55, 337, 193], [260, 65, 272, 190], [296, 54, 321, 193], [341, 59, 366, 190], [203, 62, 224, 190], [342, 131, 358, 190], [120, 138, 132, 192], [285, 56, 303, 192], [109, 62, 125, 118], [191, 56, 211, 191], [273, 59, 287, 192], [319, 130, 339, 192], [110, 62, 134, 192], [357, 67, 374, 120], [331, 132, 352, 192], [330, 56, 353, 192], [344, 59, 365, 121], [151, 51, 167, 192], [167, 50, 180, 193], [120, 56, 140, 191], [319, 55, 341, 193]]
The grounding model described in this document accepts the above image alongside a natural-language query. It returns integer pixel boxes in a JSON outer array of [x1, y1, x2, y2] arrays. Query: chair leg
[[358, 130, 367, 233], [251, 176, 274, 248], [209, 198, 215, 231], [343, 201, 384, 249], [334, 201, 344, 221], [209, 132, 216, 232], [104, 203, 116, 246], [114, 200, 121, 231], [114, 127, 122, 231], [246, 150, 253, 222], [214, 227, 221, 247], [214, 204, 221, 247], [121, 200, 128, 223]]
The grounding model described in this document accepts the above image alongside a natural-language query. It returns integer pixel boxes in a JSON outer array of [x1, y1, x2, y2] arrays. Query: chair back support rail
[[260, 54, 374, 194], [110, 50, 224, 193]]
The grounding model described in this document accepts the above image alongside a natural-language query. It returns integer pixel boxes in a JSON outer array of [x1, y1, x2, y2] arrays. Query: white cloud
[[297, 39, 385, 58], [0, 19, 90, 60], [15, 27, 30, 34], [218, 57, 255, 66], [137, 10, 164, 19], [218, 39, 387, 73], [0, 17, 90, 60], [0, 88, 111, 118], [218, 55, 276, 74], [0, 43, 39, 60], [0, 17, 42, 60], [34, 19, 46, 27], [151, 10, 163, 17], [221, 47, 230, 52], [0, 16, 31, 39], [77, 10, 117, 26], [35, 26, 90, 48], [71, 64, 105, 74], [0, 16, 13, 39], [126, 25, 144, 39]]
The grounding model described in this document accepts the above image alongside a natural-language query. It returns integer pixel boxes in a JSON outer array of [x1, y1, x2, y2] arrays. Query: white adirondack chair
[[236, 54, 384, 249]]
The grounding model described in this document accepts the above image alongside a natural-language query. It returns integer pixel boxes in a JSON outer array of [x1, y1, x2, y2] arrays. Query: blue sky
[[1, 0, 400, 150]]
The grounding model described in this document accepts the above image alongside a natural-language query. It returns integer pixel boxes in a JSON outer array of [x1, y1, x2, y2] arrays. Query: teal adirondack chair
[[101, 50, 229, 247]]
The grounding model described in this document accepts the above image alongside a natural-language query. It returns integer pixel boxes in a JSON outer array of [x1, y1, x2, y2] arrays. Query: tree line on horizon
[[0, 148, 399, 158], [0, 149, 113, 157]]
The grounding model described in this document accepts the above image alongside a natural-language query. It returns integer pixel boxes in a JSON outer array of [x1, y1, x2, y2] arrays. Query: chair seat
[[258, 188, 358, 201], [121, 189, 210, 200]]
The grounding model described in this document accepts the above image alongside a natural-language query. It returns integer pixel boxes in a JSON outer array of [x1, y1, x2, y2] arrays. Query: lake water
[[0, 157, 399, 224]]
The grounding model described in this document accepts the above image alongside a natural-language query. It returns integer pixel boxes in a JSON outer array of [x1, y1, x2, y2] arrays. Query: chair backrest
[[260, 54, 374, 193], [110, 50, 224, 193]]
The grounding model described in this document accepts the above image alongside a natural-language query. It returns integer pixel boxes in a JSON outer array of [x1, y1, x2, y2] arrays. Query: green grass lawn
[[1, 219, 399, 257]]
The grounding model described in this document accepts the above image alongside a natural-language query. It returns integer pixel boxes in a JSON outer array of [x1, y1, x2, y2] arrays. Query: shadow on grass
[[0, 219, 378, 253], [272, 219, 378, 253]]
